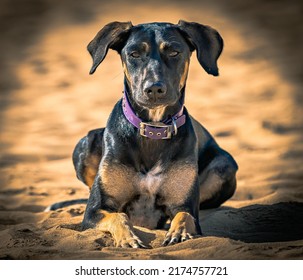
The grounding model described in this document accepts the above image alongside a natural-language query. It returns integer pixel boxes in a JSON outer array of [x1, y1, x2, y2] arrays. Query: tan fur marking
[[148, 106, 166, 122], [165, 212, 198, 242], [180, 60, 189, 90], [83, 154, 100, 190], [164, 162, 197, 205], [170, 212, 197, 234], [96, 210, 144, 247], [99, 162, 136, 204], [83, 167, 97, 189], [199, 172, 223, 203], [123, 62, 131, 83]]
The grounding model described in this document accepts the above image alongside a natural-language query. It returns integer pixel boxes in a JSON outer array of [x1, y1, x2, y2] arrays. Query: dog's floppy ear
[[177, 20, 223, 76], [88, 21, 133, 74]]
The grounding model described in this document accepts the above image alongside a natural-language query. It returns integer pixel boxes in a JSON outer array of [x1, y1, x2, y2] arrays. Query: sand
[[0, 0, 303, 259]]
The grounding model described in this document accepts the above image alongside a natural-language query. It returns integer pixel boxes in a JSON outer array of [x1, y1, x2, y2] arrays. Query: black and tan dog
[[68, 21, 238, 248]]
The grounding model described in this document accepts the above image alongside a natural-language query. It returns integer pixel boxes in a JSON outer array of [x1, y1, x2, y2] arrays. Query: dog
[[62, 20, 238, 248]]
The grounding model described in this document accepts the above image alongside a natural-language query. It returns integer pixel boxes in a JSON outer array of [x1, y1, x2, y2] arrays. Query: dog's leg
[[161, 162, 202, 245], [82, 174, 148, 248], [44, 129, 104, 212], [73, 128, 104, 189], [199, 153, 237, 209]]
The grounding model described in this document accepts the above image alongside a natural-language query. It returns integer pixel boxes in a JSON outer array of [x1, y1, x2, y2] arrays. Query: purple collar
[[122, 90, 186, 140]]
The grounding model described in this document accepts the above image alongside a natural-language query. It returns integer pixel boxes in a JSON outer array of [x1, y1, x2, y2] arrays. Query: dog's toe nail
[[131, 242, 140, 248], [168, 237, 178, 245], [162, 238, 170, 246], [138, 242, 150, 249], [183, 234, 194, 241]]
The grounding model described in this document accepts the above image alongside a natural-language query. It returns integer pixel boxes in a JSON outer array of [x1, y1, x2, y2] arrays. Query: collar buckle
[[140, 122, 172, 139]]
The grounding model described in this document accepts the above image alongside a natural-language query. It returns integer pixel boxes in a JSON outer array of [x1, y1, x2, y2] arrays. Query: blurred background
[[0, 0, 302, 211]]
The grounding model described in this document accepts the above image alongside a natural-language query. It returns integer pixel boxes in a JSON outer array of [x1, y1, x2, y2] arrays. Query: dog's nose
[[144, 81, 167, 99]]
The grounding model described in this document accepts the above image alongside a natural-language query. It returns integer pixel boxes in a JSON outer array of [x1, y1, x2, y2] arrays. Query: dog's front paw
[[162, 212, 200, 246], [113, 227, 149, 249], [108, 213, 149, 248]]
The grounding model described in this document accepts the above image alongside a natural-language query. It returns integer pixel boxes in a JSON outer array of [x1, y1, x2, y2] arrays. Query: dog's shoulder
[[190, 115, 215, 143]]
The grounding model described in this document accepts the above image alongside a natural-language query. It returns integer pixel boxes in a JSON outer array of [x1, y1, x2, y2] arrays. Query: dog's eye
[[130, 51, 140, 58], [169, 51, 180, 57]]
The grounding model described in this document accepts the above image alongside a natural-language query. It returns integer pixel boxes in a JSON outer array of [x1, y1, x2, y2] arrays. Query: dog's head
[[88, 20, 223, 110]]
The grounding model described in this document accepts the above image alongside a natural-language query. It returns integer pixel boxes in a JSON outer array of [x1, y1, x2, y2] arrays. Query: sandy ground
[[0, 0, 303, 259]]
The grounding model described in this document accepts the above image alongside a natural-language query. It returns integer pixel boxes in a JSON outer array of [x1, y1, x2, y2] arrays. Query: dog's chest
[[126, 163, 166, 229]]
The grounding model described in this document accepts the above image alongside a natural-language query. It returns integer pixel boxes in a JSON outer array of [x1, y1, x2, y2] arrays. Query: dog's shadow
[[199, 202, 303, 243]]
